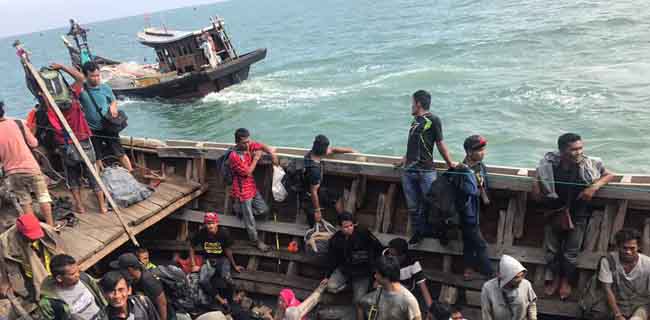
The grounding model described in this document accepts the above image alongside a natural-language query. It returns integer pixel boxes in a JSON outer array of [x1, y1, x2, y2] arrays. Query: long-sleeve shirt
[[480, 278, 537, 320], [457, 162, 488, 225], [229, 141, 264, 201], [327, 228, 383, 279]]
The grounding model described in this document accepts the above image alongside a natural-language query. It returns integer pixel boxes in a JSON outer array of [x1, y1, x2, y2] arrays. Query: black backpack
[[151, 265, 195, 312], [426, 168, 465, 244], [215, 147, 234, 185]]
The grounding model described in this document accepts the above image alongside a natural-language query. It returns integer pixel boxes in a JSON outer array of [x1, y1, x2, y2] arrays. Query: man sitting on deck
[[47, 63, 108, 215], [188, 212, 244, 309], [325, 212, 383, 306], [595, 228, 650, 320], [303, 134, 356, 228], [111, 253, 170, 320], [480, 255, 537, 320], [357, 255, 422, 320], [0, 100, 54, 226], [38, 254, 106, 320], [229, 128, 278, 252], [100, 271, 160, 320], [532, 133, 614, 299]]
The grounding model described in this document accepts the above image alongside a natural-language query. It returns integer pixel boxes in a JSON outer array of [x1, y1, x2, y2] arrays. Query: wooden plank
[[503, 200, 517, 248], [60, 228, 104, 263], [512, 192, 528, 239], [643, 218, 650, 255], [223, 185, 232, 215], [356, 176, 367, 210], [185, 159, 192, 182], [534, 265, 545, 287], [78, 186, 206, 271], [598, 204, 615, 252], [247, 256, 259, 271], [381, 184, 397, 233], [344, 178, 360, 214], [610, 200, 629, 245], [496, 210, 506, 249], [374, 194, 385, 233], [583, 210, 603, 252]]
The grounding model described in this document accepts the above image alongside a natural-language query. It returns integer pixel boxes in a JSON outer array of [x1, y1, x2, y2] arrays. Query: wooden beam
[[465, 290, 579, 318], [344, 178, 360, 214], [503, 200, 517, 248], [374, 194, 386, 233], [643, 218, 650, 255], [512, 192, 528, 239], [610, 200, 629, 245], [583, 210, 603, 252], [19, 53, 139, 247], [598, 204, 615, 252], [497, 210, 506, 249], [357, 176, 367, 210], [381, 184, 397, 233]]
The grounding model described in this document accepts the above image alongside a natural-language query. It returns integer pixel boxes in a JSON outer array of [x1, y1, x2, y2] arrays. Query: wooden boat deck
[[53, 179, 206, 271]]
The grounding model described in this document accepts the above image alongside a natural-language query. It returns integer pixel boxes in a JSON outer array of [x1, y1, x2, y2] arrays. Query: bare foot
[[99, 206, 108, 214], [544, 278, 560, 296], [75, 206, 86, 215], [559, 277, 572, 300]]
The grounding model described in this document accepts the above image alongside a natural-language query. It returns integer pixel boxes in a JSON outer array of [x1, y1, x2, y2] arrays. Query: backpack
[[39, 68, 73, 109], [215, 147, 234, 185], [578, 254, 622, 319], [152, 265, 196, 312], [426, 168, 464, 244], [281, 159, 306, 196], [100, 165, 152, 207]]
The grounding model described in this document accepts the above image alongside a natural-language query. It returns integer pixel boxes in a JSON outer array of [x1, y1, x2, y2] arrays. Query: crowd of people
[[1, 67, 648, 320]]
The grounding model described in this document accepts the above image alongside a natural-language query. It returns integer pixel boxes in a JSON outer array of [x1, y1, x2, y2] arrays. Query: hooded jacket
[[481, 255, 537, 320], [38, 272, 106, 320]]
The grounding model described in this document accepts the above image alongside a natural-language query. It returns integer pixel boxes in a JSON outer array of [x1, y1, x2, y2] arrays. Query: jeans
[[199, 257, 232, 299], [401, 168, 437, 235], [544, 216, 588, 281], [233, 192, 269, 242], [327, 268, 371, 304], [462, 223, 494, 276]]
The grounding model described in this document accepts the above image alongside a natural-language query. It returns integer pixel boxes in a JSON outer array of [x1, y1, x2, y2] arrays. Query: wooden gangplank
[[54, 180, 206, 271]]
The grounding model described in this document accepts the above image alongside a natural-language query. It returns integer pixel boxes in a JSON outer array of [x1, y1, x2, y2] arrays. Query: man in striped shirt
[[384, 238, 433, 311], [229, 128, 278, 252]]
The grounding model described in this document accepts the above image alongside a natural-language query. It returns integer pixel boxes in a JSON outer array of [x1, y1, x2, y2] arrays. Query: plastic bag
[[272, 165, 288, 202], [101, 166, 153, 207]]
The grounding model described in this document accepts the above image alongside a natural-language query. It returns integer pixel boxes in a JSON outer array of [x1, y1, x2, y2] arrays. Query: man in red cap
[[0, 214, 64, 298], [188, 212, 243, 307], [456, 135, 494, 281]]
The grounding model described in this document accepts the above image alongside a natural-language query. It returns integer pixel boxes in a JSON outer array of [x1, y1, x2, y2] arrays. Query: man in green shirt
[[78, 61, 132, 172]]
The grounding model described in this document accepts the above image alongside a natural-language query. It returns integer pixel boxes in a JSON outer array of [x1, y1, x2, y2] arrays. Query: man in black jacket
[[100, 271, 160, 320], [325, 212, 383, 304]]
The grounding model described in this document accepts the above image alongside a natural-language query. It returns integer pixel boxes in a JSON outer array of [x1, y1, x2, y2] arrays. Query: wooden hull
[[116, 137, 650, 319], [112, 49, 266, 100]]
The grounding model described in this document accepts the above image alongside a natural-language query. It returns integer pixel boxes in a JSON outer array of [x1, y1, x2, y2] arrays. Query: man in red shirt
[[47, 63, 107, 215], [229, 128, 278, 251]]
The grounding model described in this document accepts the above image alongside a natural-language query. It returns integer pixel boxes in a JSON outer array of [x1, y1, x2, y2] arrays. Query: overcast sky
[[0, 0, 221, 38]]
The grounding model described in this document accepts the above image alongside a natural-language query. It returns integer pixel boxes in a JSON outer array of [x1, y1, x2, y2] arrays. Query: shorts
[[7, 173, 52, 205], [91, 130, 125, 161], [59, 141, 100, 192]]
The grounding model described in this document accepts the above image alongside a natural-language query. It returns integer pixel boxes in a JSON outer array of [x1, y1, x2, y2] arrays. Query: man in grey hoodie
[[480, 255, 537, 320]]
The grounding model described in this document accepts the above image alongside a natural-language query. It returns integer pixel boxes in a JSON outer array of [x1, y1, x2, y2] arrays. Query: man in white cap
[[480, 255, 538, 320]]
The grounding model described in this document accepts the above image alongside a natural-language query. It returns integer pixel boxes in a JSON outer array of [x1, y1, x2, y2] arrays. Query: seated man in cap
[[111, 253, 169, 320], [0, 214, 64, 299], [100, 271, 160, 320], [456, 135, 494, 281], [188, 212, 243, 308], [480, 255, 537, 320], [38, 254, 106, 320]]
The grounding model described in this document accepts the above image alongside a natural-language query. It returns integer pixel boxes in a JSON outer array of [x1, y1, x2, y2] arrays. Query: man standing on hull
[[396, 90, 454, 245]]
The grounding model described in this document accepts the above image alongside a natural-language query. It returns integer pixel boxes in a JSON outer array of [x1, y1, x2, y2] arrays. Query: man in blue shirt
[[456, 135, 494, 281], [78, 61, 132, 171]]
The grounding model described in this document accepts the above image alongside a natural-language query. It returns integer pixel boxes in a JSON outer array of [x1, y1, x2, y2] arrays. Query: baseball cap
[[463, 135, 488, 152], [204, 212, 219, 224], [109, 253, 141, 270], [16, 214, 44, 241]]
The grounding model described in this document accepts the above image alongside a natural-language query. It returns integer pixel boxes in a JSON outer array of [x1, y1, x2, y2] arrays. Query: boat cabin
[[137, 17, 237, 74]]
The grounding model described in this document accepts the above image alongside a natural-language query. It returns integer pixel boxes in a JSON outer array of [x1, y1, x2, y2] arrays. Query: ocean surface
[[1, 0, 649, 173]]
